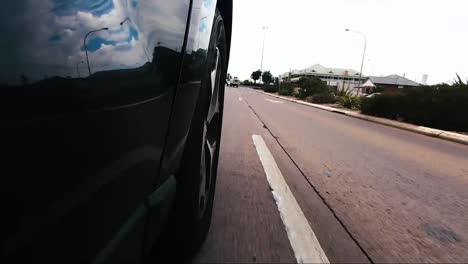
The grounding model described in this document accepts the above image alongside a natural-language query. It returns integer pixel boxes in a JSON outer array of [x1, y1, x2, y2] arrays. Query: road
[[194, 86, 468, 263]]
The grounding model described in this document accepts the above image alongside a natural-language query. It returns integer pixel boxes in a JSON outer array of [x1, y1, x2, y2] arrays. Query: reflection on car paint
[[158, 0, 218, 181], [0, 0, 191, 120], [1, 0, 193, 262]]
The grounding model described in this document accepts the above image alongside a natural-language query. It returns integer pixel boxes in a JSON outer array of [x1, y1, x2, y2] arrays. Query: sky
[[227, 0, 468, 84]]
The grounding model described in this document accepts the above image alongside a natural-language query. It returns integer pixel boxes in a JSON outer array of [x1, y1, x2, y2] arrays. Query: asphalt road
[[194, 86, 468, 263]]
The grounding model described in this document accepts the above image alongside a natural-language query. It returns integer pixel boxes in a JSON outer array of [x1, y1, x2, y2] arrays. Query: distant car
[[366, 92, 382, 98], [1, 0, 232, 263], [229, 77, 240, 87]]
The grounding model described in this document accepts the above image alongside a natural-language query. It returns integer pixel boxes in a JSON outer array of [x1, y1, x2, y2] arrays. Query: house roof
[[368, 75, 420, 86], [280, 64, 363, 78]]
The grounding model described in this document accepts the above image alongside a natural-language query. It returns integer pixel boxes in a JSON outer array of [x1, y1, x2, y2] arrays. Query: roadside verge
[[255, 89, 468, 146]]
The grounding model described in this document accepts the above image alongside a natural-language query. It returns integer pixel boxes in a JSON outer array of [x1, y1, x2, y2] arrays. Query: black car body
[[0, 0, 232, 263]]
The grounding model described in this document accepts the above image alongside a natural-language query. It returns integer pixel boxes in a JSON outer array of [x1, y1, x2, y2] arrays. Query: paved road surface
[[194, 87, 468, 263]]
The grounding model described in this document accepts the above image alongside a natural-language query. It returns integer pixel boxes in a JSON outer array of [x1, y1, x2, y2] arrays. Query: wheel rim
[[198, 46, 221, 218]]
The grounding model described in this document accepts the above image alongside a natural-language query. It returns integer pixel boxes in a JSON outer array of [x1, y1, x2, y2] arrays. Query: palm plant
[[334, 87, 354, 97], [454, 73, 468, 89], [335, 87, 360, 109]]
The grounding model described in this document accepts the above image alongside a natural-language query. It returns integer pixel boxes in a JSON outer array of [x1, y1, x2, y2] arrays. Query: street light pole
[[119, 17, 130, 26], [119, 17, 151, 61], [345, 29, 367, 95], [260, 26, 268, 72], [84, 27, 109, 76]]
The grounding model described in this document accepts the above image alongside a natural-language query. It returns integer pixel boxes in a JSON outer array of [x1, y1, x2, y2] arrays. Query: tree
[[241, 79, 252, 85], [262, 71, 273, 84], [251, 70, 262, 83], [297, 76, 329, 99]]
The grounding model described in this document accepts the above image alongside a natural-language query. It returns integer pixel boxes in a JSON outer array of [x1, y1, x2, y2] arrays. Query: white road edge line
[[252, 134, 329, 264]]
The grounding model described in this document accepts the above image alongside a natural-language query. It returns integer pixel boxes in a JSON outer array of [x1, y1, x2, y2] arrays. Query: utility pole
[[345, 29, 367, 95]]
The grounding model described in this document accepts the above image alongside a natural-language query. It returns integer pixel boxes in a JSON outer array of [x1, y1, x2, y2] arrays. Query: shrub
[[332, 87, 360, 109], [360, 93, 403, 119], [263, 84, 277, 93], [334, 87, 354, 97], [244, 82, 263, 89], [297, 76, 329, 99], [310, 93, 337, 104], [338, 95, 361, 110], [279, 88, 291, 95], [292, 87, 301, 97], [361, 85, 468, 131], [278, 82, 295, 96]]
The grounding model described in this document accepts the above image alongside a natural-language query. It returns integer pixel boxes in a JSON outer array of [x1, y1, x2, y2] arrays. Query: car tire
[[153, 9, 227, 262], [178, 7, 226, 254]]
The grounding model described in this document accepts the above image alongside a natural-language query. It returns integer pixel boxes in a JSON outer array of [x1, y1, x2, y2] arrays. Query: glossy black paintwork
[[1, 0, 189, 119], [0, 0, 200, 263], [1, 0, 232, 262], [158, 0, 227, 182]]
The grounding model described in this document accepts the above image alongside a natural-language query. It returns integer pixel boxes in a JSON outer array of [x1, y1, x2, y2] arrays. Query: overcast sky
[[227, 0, 468, 84]]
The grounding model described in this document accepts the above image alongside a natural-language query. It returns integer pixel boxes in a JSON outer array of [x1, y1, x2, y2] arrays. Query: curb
[[255, 89, 468, 146]]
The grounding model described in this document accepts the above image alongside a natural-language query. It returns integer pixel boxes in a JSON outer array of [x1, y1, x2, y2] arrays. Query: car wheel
[[155, 9, 226, 261]]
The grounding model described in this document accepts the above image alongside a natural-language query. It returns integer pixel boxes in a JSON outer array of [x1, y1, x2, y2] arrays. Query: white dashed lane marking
[[252, 134, 329, 264], [265, 98, 284, 104]]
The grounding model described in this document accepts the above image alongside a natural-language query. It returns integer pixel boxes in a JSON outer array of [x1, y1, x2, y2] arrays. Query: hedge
[[361, 86, 468, 131], [263, 84, 277, 93], [308, 93, 337, 104], [278, 82, 296, 96], [297, 77, 328, 99]]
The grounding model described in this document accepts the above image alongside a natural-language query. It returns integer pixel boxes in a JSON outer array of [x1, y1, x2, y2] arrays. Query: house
[[361, 74, 420, 94], [279, 64, 365, 92]]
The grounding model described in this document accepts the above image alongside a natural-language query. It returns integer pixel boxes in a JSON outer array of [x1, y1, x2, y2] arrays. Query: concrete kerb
[[439, 132, 468, 145], [255, 89, 468, 146]]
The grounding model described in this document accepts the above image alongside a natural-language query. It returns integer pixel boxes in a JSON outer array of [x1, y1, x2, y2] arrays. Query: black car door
[[0, 0, 190, 262]]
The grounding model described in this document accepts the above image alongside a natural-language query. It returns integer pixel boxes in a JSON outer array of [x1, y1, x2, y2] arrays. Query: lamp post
[[120, 17, 130, 26], [84, 27, 109, 76], [260, 26, 268, 72], [345, 28, 367, 95], [119, 18, 151, 62]]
